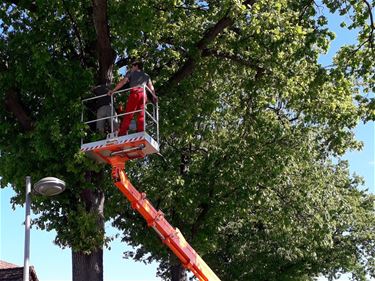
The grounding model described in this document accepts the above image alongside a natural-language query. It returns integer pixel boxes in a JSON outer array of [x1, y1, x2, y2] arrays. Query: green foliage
[[110, 1, 374, 280], [0, 0, 374, 280], [0, 0, 105, 252]]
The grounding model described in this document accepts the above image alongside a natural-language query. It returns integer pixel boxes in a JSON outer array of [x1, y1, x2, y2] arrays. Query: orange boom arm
[[111, 164, 220, 281]]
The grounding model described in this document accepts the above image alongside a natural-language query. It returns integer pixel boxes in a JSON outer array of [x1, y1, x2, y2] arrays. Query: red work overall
[[118, 87, 145, 136]]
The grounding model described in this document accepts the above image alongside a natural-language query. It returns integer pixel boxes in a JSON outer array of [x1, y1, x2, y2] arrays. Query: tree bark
[[69, 1, 113, 281], [170, 255, 188, 281], [72, 248, 103, 281], [4, 88, 33, 131], [4, 0, 37, 12], [164, 16, 234, 88], [71, 178, 105, 281], [160, 0, 258, 92], [92, 0, 115, 84]]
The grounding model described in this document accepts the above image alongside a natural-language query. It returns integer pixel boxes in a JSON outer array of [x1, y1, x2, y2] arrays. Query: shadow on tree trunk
[[170, 255, 187, 281], [72, 248, 103, 281]]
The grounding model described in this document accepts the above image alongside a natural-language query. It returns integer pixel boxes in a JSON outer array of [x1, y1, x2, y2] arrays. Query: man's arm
[[108, 77, 129, 95], [147, 80, 158, 102]]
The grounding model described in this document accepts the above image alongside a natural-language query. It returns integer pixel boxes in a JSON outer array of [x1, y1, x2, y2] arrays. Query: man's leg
[[118, 93, 137, 136], [136, 92, 145, 132]]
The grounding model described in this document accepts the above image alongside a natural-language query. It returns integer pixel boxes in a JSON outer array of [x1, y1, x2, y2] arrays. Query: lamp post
[[23, 176, 66, 281]]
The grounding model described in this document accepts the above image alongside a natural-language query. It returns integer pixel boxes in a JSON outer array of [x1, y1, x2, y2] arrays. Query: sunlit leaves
[[0, 0, 374, 280]]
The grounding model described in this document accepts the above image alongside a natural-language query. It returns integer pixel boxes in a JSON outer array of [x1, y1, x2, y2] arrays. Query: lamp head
[[33, 177, 66, 196]]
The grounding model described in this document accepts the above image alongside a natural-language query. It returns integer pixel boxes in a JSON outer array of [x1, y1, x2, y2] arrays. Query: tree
[[0, 1, 374, 281], [0, 1, 113, 280], [111, 1, 375, 280]]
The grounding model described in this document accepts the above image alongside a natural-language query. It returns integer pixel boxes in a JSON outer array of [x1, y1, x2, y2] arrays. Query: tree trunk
[[171, 264, 187, 281], [92, 0, 115, 84], [72, 248, 103, 281], [72, 174, 105, 281], [69, 1, 114, 280], [170, 255, 187, 281], [72, 187, 105, 281]]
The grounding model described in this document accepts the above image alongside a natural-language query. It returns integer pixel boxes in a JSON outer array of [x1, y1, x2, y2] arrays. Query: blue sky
[[0, 190, 159, 280], [1, 5, 374, 281]]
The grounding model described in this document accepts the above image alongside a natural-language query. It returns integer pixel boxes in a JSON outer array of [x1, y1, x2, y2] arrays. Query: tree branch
[[3, 0, 37, 12], [91, 0, 115, 84], [159, 0, 258, 93], [362, 0, 374, 50], [298, 0, 316, 22], [0, 59, 8, 73], [115, 57, 131, 69], [62, 0, 85, 65], [191, 202, 211, 239], [4, 88, 34, 131], [164, 16, 233, 88], [202, 48, 264, 77], [1, 52, 33, 132], [152, 3, 208, 13]]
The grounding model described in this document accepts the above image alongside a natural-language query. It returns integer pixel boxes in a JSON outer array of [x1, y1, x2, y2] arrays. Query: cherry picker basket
[[80, 85, 159, 163]]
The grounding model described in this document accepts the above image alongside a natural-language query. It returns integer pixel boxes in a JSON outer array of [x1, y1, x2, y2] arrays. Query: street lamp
[[23, 176, 66, 281]]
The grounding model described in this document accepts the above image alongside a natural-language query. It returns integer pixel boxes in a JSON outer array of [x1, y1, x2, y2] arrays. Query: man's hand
[[151, 92, 158, 104]]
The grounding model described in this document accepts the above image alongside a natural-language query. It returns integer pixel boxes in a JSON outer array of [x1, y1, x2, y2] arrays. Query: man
[[92, 84, 118, 134], [109, 61, 157, 136]]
